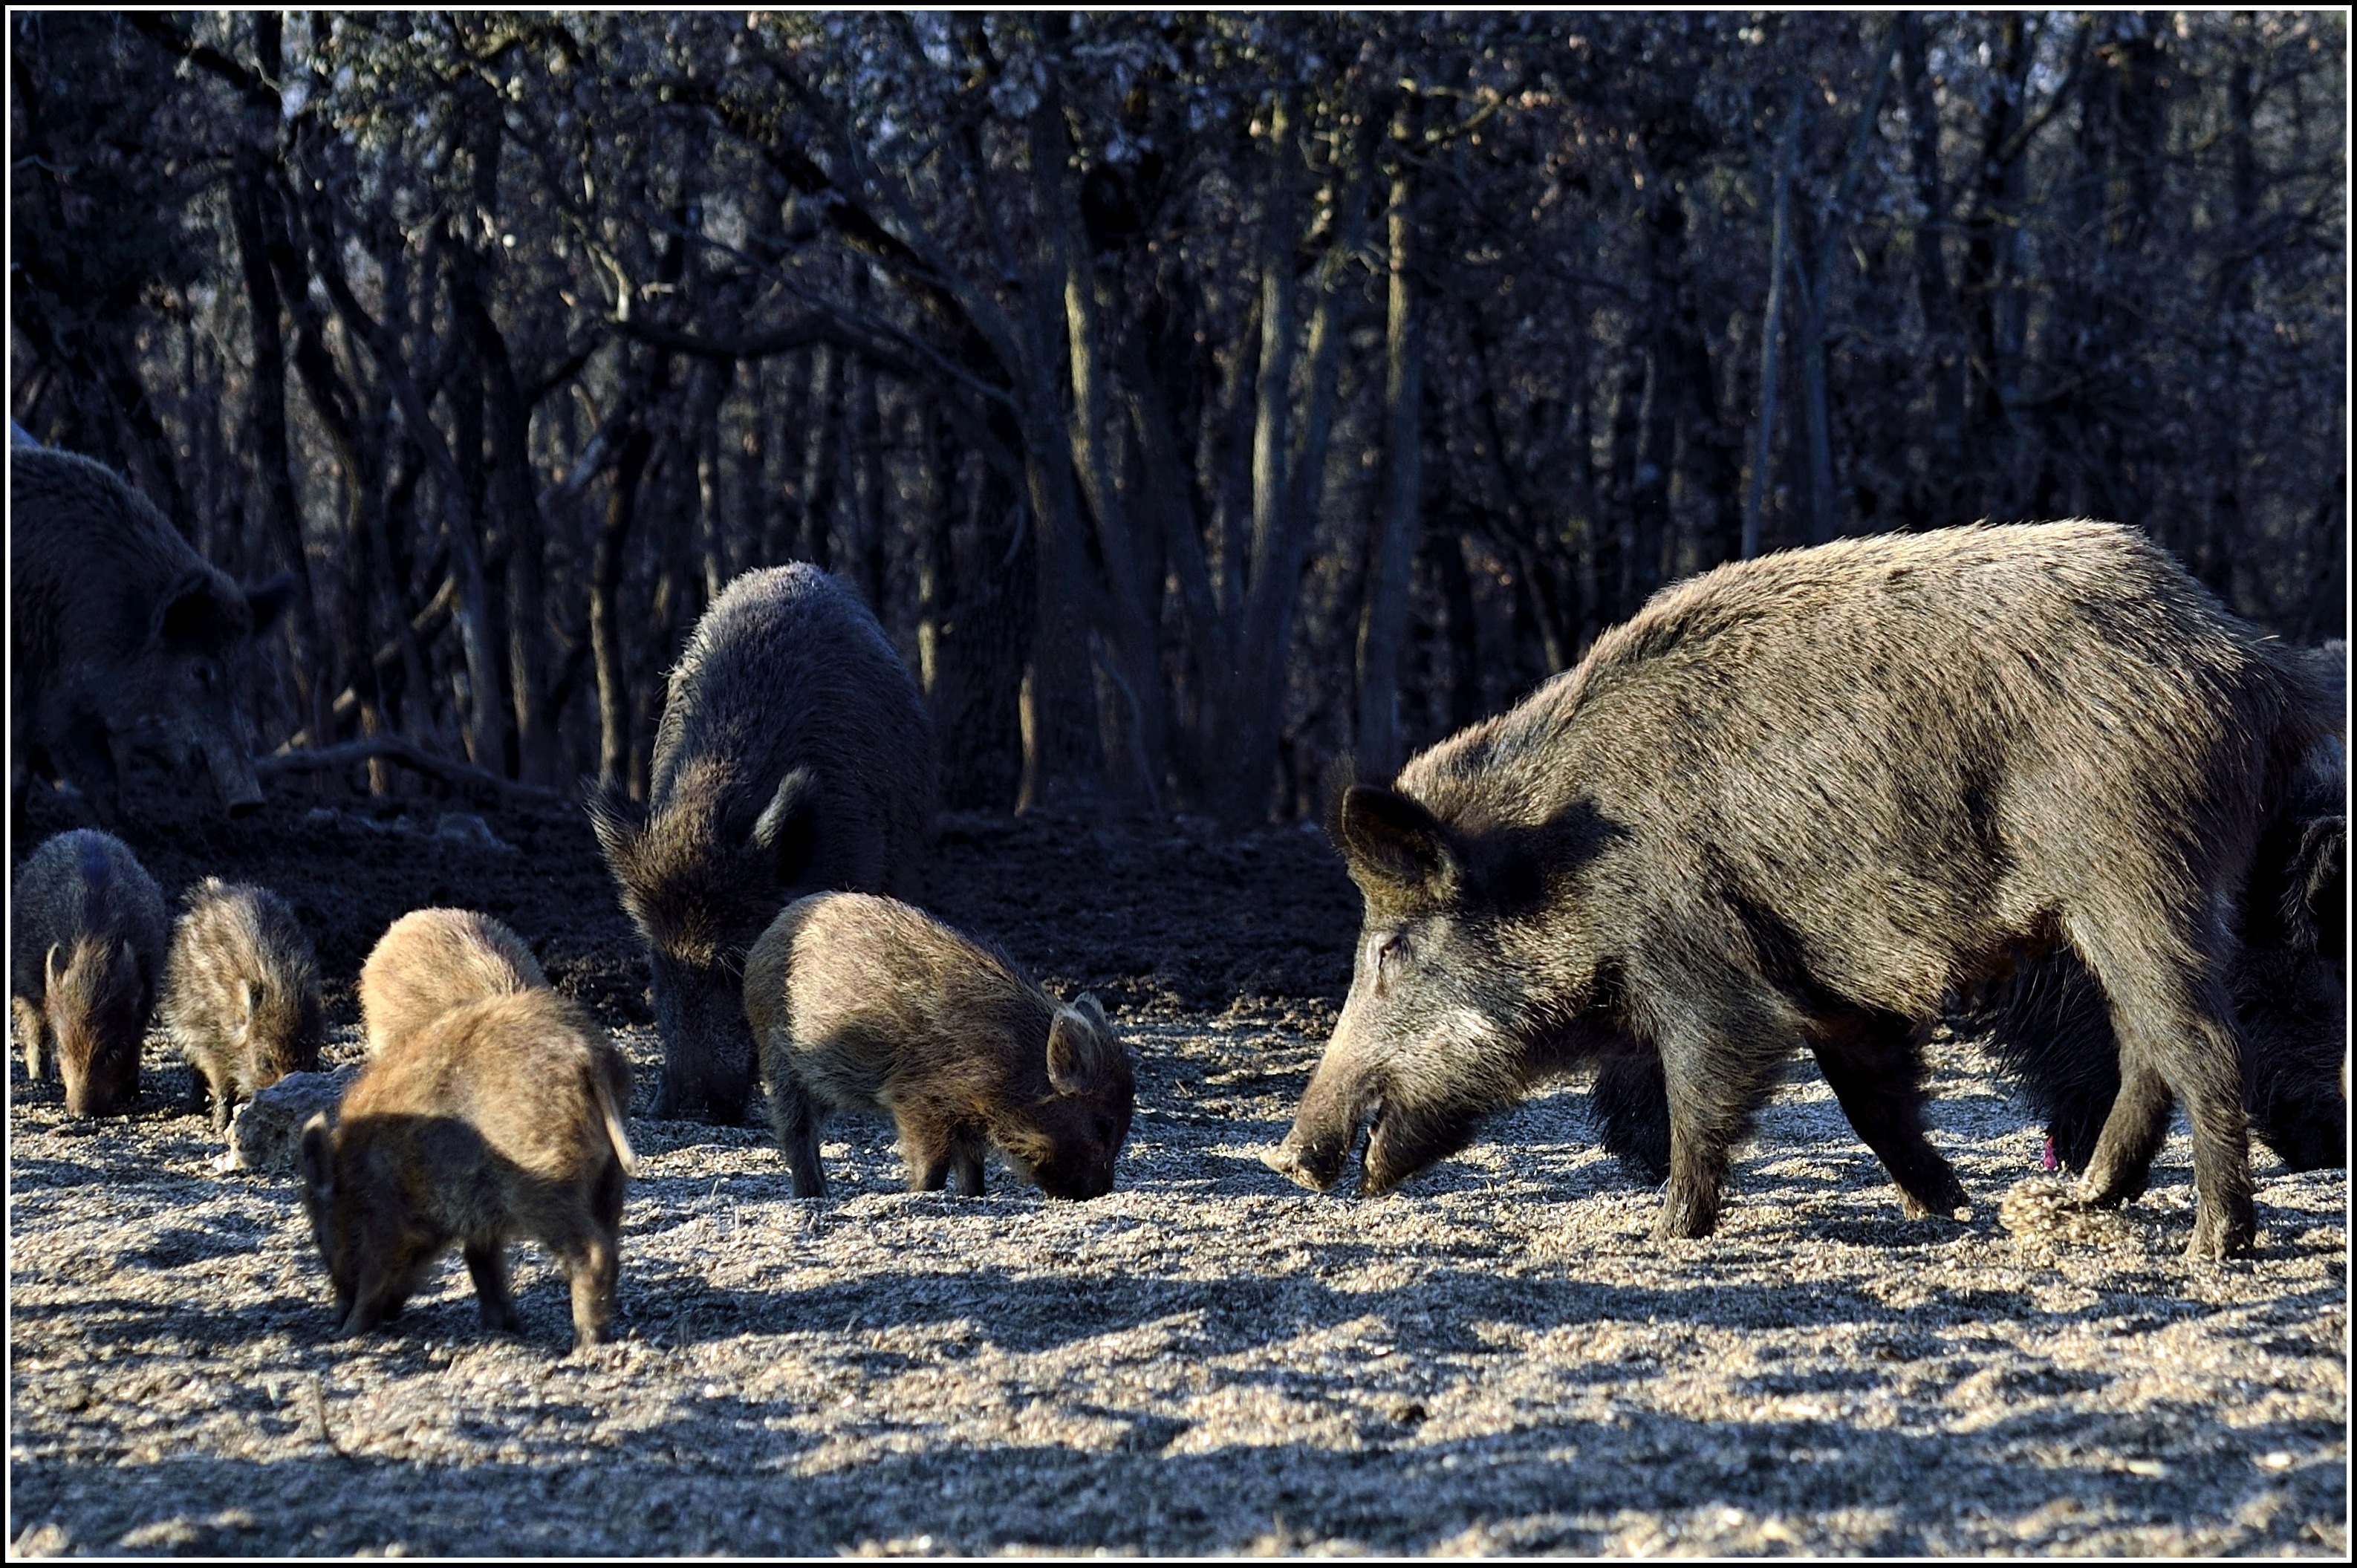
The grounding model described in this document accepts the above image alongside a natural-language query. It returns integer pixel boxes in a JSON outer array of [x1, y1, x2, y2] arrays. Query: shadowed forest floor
[[7, 784, 2347, 1555]]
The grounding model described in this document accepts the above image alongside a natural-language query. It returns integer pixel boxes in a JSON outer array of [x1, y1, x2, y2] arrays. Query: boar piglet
[[743, 892, 1134, 1200], [299, 989, 634, 1352], [590, 564, 936, 1128], [1269, 522, 2333, 1260], [10, 446, 293, 823], [10, 830, 168, 1115], [358, 908, 547, 1056], [161, 879, 324, 1131]]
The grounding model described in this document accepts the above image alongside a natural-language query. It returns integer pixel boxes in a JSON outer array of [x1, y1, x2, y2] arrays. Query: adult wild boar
[[10, 829, 170, 1116], [10, 446, 295, 823], [1267, 522, 2332, 1260], [744, 892, 1134, 1199], [589, 565, 936, 1125]]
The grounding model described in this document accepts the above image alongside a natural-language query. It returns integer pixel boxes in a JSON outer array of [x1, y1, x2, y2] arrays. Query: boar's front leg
[[1651, 974, 1795, 1240], [949, 1131, 987, 1198], [1589, 1047, 1671, 1183], [464, 1240, 524, 1333], [897, 1113, 958, 1193], [1809, 1009, 1970, 1220], [767, 1075, 828, 1199], [562, 1233, 619, 1351]]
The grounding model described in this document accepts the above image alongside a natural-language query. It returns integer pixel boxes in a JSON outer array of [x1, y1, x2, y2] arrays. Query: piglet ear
[[244, 572, 297, 637], [1047, 1006, 1109, 1096], [1073, 992, 1109, 1033], [1338, 786, 1460, 908], [752, 767, 821, 889], [297, 1113, 335, 1201], [44, 943, 62, 992]]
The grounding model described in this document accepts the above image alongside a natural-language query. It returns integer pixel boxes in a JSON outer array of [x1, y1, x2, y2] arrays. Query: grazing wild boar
[[160, 879, 325, 1132], [358, 908, 547, 1056], [297, 986, 634, 1352], [1267, 523, 2333, 1260], [10, 445, 294, 824], [590, 565, 937, 1127], [744, 892, 1134, 1199], [9, 829, 169, 1116]]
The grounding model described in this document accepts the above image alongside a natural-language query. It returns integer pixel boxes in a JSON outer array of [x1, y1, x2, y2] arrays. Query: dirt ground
[[7, 779, 2348, 1556]]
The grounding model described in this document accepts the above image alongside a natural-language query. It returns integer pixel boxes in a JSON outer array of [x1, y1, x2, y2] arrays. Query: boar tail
[[589, 1063, 638, 1177]]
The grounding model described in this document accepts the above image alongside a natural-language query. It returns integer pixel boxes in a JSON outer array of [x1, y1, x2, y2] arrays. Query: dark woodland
[[10, 11, 2347, 824]]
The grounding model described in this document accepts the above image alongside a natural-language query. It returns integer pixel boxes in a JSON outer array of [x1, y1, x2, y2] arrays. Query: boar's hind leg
[[1808, 1010, 1968, 1221], [1651, 979, 1795, 1240], [15, 997, 48, 1080], [767, 1075, 828, 1199], [563, 1233, 619, 1351], [464, 1241, 524, 1333], [949, 1132, 987, 1198], [2070, 923, 2256, 1260], [897, 1116, 958, 1193]]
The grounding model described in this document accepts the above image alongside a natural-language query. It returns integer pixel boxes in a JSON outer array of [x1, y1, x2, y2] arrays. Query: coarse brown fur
[[589, 565, 937, 1127], [9, 830, 169, 1116], [1271, 522, 2332, 1261], [9, 446, 293, 824], [296, 987, 634, 1353], [160, 879, 325, 1132], [744, 893, 1134, 1200], [357, 908, 548, 1056]]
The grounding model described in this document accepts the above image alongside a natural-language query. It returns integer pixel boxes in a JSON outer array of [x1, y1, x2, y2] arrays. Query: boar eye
[[1374, 932, 1407, 977]]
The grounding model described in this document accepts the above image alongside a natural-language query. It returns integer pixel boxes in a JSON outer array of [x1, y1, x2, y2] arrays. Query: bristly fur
[[1275, 523, 2334, 1263], [10, 446, 291, 822], [9, 830, 168, 1116], [591, 565, 937, 1126], [357, 908, 546, 1058], [161, 878, 325, 1131]]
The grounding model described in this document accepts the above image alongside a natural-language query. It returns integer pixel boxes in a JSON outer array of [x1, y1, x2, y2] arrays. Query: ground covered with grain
[[7, 786, 2349, 1556]]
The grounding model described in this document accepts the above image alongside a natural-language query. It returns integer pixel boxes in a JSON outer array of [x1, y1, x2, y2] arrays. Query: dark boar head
[[588, 765, 822, 1122], [993, 993, 1135, 1200], [47, 936, 144, 1116], [298, 1115, 442, 1336], [114, 568, 293, 818], [1267, 784, 1616, 1197]]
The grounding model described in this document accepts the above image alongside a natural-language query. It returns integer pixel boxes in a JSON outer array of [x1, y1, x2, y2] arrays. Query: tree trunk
[[1743, 88, 1804, 561], [1355, 133, 1425, 780]]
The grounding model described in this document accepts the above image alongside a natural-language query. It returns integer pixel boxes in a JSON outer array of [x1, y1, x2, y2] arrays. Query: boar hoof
[[2184, 1206, 2257, 1263]]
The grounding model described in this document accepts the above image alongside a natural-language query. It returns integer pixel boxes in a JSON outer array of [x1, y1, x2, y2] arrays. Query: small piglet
[[357, 907, 547, 1055], [161, 879, 324, 1131], [743, 891, 1134, 1200], [9, 829, 168, 1115], [299, 962, 633, 1353]]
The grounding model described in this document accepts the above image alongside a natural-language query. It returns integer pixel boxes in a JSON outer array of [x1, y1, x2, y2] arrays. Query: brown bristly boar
[[744, 892, 1134, 1200], [357, 908, 547, 1056], [588, 564, 937, 1128], [1271, 522, 2331, 1261], [296, 987, 634, 1353], [160, 879, 325, 1132], [9, 830, 168, 1116], [10, 445, 293, 824]]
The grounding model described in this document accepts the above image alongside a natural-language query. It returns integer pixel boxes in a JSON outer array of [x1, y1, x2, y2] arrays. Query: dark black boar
[[9, 829, 169, 1115], [743, 892, 1134, 1199], [1267, 523, 2330, 1260], [588, 565, 936, 1127], [10, 446, 293, 823], [160, 878, 325, 1132], [297, 987, 635, 1353]]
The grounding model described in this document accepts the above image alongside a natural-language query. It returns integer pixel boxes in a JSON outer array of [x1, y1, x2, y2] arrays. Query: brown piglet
[[161, 879, 325, 1131], [298, 982, 634, 1353], [744, 892, 1134, 1200], [357, 908, 547, 1056]]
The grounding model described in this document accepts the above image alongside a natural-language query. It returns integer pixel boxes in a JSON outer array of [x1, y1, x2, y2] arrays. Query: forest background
[[10, 11, 2347, 824]]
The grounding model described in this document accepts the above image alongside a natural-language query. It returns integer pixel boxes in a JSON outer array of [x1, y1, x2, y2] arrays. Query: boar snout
[[1267, 1070, 1376, 1193], [206, 744, 264, 818]]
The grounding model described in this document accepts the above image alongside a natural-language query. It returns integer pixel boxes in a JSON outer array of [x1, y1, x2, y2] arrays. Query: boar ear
[[584, 781, 646, 872], [153, 570, 234, 651], [297, 1113, 334, 1200], [44, 943, 62, 992], [244, 571, 297, 637], [1073, 991, 1110, 1034], [1339, 786, 1459, 905], [751, 767, 821, 889], [239, 980, 259, 1027], [1047, 1006, 1111, 1096]]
